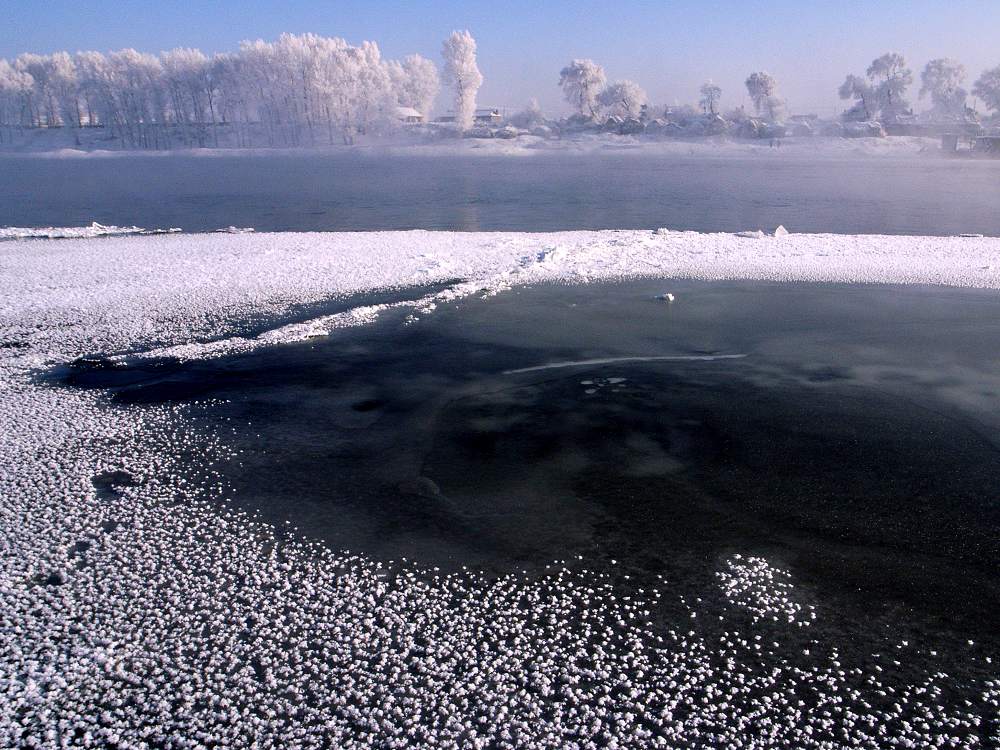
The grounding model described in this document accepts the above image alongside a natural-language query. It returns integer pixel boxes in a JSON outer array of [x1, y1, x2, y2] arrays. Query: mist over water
[[4, 152, 1000, 235]]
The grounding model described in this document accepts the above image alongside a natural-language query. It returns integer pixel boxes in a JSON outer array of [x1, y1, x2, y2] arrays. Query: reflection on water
[[5, 153, 1000, 234], [60, 280, 1000, 642]]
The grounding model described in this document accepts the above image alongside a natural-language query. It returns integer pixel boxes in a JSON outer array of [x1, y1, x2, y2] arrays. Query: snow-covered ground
[[2, 229, 998, 748]]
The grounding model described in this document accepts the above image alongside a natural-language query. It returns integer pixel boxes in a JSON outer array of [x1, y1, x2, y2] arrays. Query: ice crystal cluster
[[716, 555, 816, 626]]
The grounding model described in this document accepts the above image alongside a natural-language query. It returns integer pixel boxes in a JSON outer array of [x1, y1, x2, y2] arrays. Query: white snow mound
[[0, 222, 181, 240]]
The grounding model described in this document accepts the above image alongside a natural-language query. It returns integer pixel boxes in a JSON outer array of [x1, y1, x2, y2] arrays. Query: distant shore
[[0, 128, 945, 159]]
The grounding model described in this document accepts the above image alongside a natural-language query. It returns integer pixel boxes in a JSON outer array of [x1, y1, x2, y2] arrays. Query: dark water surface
[[61, 280, 1000, 641], [5, 152, 1000, 234]]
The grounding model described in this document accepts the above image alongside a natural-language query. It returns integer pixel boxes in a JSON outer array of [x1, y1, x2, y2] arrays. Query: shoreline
[[0, 132, 945, 159]]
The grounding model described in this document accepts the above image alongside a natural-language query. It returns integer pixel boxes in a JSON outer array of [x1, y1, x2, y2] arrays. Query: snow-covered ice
[[1, 228, 998, 748], [5, 228, 1000, 365], [0, 221, 181, 240]]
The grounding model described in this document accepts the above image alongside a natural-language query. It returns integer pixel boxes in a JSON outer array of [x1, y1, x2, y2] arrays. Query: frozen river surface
[[4, 151, 1000, 234], [6, 229, 1000, 748], [64, 279, 1000, 640]]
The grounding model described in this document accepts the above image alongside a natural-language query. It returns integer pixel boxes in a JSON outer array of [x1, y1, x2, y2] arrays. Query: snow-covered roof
[[394, 106, 423, 119]]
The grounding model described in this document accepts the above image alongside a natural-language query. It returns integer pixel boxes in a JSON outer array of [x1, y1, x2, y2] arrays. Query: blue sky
[[4, 1, 999, 115]]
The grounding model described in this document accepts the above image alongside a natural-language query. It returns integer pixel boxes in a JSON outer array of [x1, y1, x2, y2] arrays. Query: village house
[[394, 107, 425, 124], [436, 108, 503, 124]]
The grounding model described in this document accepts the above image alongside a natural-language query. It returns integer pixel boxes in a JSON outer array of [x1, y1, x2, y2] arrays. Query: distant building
[[436, 108, 503, 124], [474, 108, 502, 124], [394, 107, 425, 124]]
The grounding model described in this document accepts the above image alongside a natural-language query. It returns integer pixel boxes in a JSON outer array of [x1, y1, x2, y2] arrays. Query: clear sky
[[3, 0, 999, 116]]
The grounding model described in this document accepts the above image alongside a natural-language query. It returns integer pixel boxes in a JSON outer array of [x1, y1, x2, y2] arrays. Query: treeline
[[558, 54, 1000, 129], [5, 31, 1000, 151], [0, 32, 487, 148], [838, 53, 1000, 123]]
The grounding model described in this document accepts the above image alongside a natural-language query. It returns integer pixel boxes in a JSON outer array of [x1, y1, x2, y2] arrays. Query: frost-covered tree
[[839, 53, 912, 122], [50, 52, 81, 127], [314, 38, 395, 144], [972, 65, 1000, 117], [723, 105, 749, 123], [237, 39, 286, 145], [558, 59, 606, 118], [919, 58, 967, 115], [350, 41, 394, 135], [277, 33, 325, 144], [660, 103, 701, 124], [441, 30, 482, 131], [14, 54, 54, 126], [744, 71, 783, 120], [508, 98, 544, 129], [598, 80, 647, 119], [19, 52, 82, 128], [74, 51, 112, 130], [838, 73, 876, 121], [386, 53, 439, 119], [699, 81, 721, 115], [211, 52, 255, 146], [1, 33, 452, 149], [0, 60, 32, 114], [72, 48, 166, 145], [866, 52, 912, 120], [224, 34, 400, 146], [0, 59, 34, 138], [161, 48, 216, 144], [11, 52, 84, 128], [105, 49, 168, 147]]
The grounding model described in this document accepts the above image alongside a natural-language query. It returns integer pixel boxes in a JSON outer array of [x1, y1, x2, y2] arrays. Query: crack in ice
[[503, 353, 748, 375]]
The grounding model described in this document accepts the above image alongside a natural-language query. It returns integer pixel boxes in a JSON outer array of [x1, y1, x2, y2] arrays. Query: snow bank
[[2, 229, 997, 748], [0, 222, 181, 240]]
